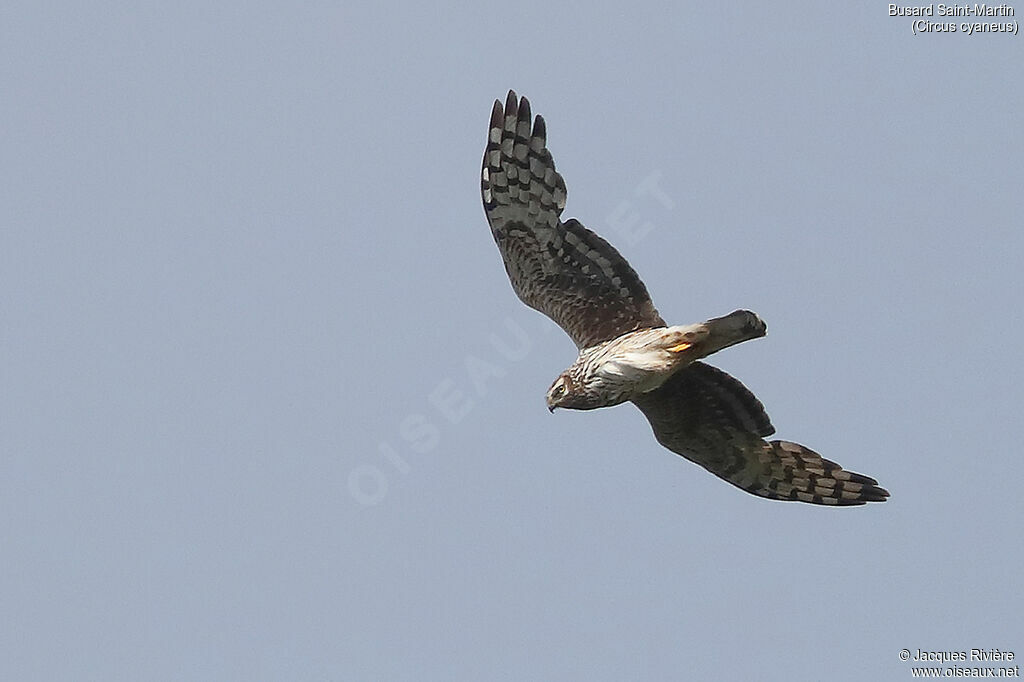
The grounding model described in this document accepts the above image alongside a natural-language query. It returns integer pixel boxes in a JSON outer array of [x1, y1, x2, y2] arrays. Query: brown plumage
[[481, 91, 889, 506]]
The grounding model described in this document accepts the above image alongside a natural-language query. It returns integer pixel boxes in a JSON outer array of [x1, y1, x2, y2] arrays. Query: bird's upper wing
[[482, 91, 665, 349], [632, 363, 890, 505]]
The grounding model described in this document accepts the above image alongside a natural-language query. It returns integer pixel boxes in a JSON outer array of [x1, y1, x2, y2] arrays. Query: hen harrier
[[481, 91, 889, 506]]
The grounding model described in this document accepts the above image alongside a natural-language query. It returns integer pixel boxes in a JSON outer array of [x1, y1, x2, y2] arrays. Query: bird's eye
[[553, 383, 566, 398]]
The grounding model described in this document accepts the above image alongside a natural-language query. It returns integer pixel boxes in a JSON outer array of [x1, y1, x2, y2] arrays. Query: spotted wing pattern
[[481, 90, 664, 349], [632, 365, 890, 506]]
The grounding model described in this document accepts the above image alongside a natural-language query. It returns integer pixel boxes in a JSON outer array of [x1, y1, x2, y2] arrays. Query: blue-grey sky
[[3, 2, 1022, 680]]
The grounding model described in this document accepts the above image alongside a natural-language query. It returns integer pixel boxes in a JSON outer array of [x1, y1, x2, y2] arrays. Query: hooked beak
[[548, 403, 556, 413]]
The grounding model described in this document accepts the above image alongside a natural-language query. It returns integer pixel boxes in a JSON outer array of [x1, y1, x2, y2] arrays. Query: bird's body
[[481, 91, 889, 506], [548, 310, 767, 411]]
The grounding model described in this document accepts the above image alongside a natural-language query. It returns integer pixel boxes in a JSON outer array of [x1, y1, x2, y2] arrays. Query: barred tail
[[701, 309, 767, 357]]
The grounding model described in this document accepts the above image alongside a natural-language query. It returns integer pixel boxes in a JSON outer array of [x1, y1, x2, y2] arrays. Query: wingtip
[[504, 90, 518, 120], [518, 95, 531, 126], [490, 99, 503, 128], [837, 475, 891, 504], [494, 91, 545, 141]]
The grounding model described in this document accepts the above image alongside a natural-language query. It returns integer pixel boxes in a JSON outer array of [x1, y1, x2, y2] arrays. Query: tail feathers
[[666, 310, 766, 362], [703, 310, 766, 354], [739, 440, 890, 506]]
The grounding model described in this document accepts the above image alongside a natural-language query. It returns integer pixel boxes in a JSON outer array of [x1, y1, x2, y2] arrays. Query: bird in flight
[[480, 90, 889, 506]]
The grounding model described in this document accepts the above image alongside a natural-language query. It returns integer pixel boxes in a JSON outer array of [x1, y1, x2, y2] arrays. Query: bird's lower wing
[[632, 365, 890, 506]]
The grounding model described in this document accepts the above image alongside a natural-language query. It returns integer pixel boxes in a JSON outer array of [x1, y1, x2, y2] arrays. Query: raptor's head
[[546, 372, 606, 412], [545, 374, 572, 412]]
